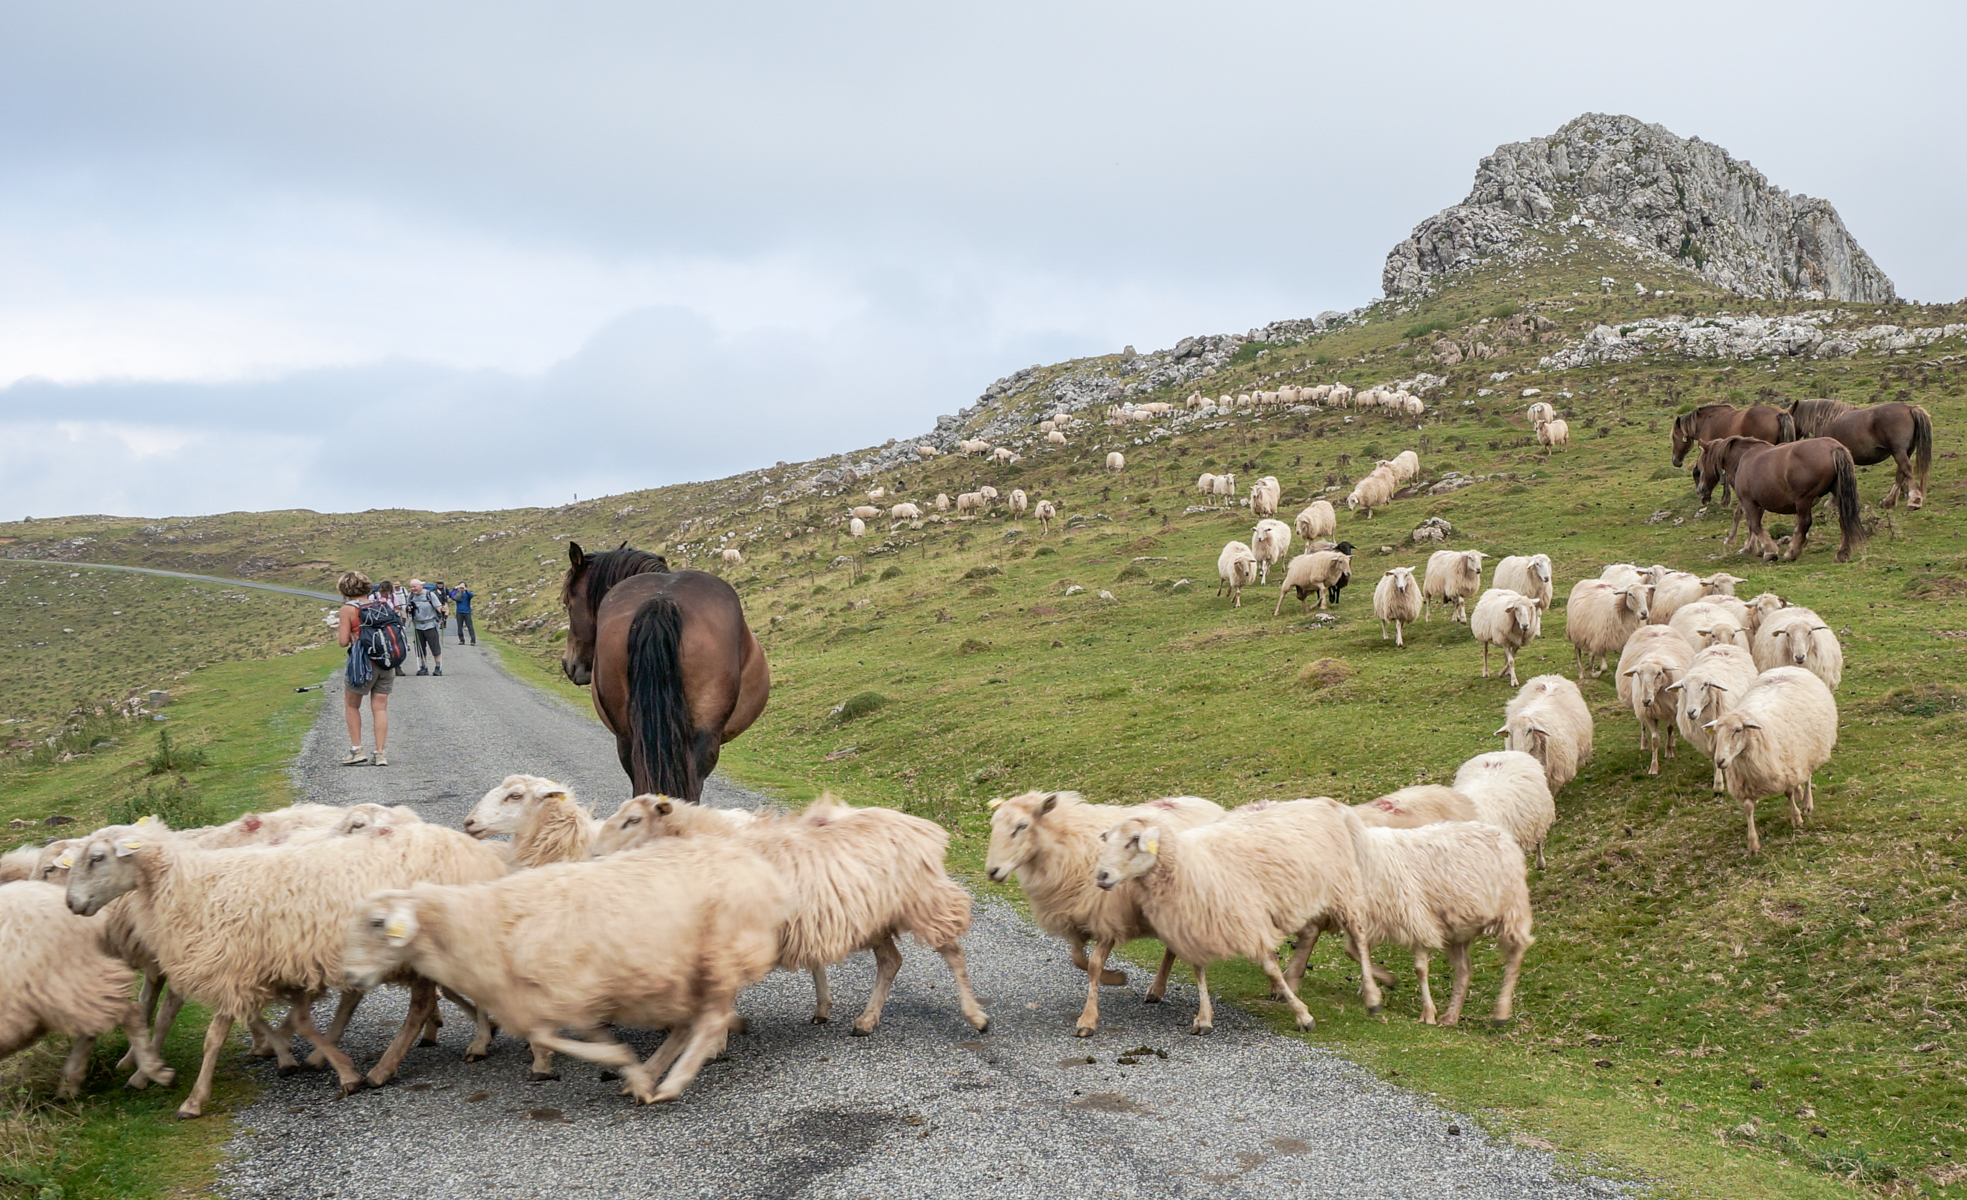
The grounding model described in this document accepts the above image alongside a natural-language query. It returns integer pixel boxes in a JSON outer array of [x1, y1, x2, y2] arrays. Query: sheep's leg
[[1492, 934, 1529, 1024], [1415, 949, 1438, 1025], [1481, 643, 1490, 678], [247, 1013, 301, 1075], [57, 1034, 97, 1101], [528, 1041, 559, 1081], [644, 1004, 739, 1105], [439, 987, 495, 1061], [1743, 797, 1761, 856], [1442, 942, 1474, 1027], [528, 1030, 636, 1084], [118, 970, 166, 1071], [1574, 641, 1586, 681], [1647, 719, 1661, 775], [1379, 617, 1388, 641], [177, 1014, 234, 1119], [1189, 961, 1214, 1035], [850, 937, 905, 1035], [280, 991, 365, 1096], [419, 1004, 442, 1047], [1284, 925, 1321, 993], [1067, 932, 1128, 987], [1506, 647, 1519, 688], [117, 1001, 176, 1090], [1394, 619, 1405, 648], [304, 991, 364, 1069], [1534, 838, 1547, 872], [1788, 784, 1807, 830], [808, 964, 832, 1023], [1258, 953, 1315, 1032], [1803, 777, 1815, 817], [364, 980, 437, 1088], [934, 942, 990, 1032], [1144, 948, 1177, 1003]]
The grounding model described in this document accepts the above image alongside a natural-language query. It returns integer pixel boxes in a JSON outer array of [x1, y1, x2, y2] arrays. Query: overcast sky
[[2, 1, 1960, 520]]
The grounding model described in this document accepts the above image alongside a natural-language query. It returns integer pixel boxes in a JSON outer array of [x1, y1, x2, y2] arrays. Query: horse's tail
[[1911, 405, 1934, 492], [626, 595, 700, 801], [1774, 408, 1797, 444], [1832, 445, 1864, 555]]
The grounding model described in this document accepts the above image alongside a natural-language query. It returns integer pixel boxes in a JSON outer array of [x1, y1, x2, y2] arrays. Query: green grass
[[1, 252, 1964, 1196], [0, 645, 341, 1200]]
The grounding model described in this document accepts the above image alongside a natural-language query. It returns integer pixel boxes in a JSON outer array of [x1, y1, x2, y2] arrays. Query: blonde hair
[[337, 571, 372, 599]]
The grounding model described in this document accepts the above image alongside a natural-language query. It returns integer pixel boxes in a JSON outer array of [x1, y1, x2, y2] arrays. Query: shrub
[[961, 564, 1002, 580], [957, 638, 993, 655], [1404, 319, 1449, 341], [106, 776, 217, 831], [879, 565, 903, 580], [827, 691, 889, 725], [146, 728, 208, 776], [1487, 303, 1520, 320]]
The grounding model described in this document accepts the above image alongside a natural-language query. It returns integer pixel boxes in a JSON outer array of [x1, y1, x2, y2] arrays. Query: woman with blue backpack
[[336, 570, 408, 766]]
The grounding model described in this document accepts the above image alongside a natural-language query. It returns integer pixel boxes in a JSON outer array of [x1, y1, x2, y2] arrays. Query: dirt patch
[[1026, 605, 1061, 617], [1296, 658, 1354, 689], [1875, 684, 1967, 719], [1904, 573, 1967, 598]]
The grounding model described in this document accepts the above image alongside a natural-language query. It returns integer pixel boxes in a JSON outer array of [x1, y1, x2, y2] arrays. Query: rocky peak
[[1383, 113, 1895, 303]]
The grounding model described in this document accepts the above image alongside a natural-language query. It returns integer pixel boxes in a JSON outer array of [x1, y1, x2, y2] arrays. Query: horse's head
[[561, 542, 598, 685], [1669, 411, 1698, 466], [1692, 438, 1731, 503]]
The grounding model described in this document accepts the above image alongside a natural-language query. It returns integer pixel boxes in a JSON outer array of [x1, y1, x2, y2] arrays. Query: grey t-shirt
[[409, 593, 442, 630]]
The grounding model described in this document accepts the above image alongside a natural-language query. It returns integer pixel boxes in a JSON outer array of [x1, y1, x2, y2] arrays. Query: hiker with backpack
[[337, 570, 408, 766], [406, 580, 445, 676], [378, 579, 409, 675]]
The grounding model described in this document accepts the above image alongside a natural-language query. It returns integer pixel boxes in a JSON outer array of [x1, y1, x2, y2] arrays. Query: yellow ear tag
[[138, 814, 162, 827], [118, 839, 143, 851], [384, 917, 410, 940], [55, 852, 74, 869], [986, 797, 1004, 810], [1144, 837, 1159, 855]]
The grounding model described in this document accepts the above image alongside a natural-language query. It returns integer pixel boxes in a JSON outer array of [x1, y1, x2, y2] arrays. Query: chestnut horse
[[1694, 436, 1863, 563], [560, 543, 770, 800], [1788, 398, 1933, 508], [1669, 403, 1796, 467]]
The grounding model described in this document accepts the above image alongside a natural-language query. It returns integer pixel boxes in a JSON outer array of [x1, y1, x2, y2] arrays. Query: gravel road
[[217, 636, 1627, 1200]]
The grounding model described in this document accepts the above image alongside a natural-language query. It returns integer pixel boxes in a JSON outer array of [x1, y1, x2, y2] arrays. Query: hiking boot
[[432, 665, 442, 676], [342, 747, 367, 766], [372, 750, 388, 767], [416, 666, 430, 676]]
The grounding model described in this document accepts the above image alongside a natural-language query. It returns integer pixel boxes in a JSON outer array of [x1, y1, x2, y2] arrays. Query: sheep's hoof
[[125, 1074, 151, 1091], [1074, 1025, 1095, 1039], [175, 1106, 204, 1120], [1098, 969, 1128, 986], [1295, 1015, 1316, 1032], [276, 1064, 301, 1078], [849, 1025, 875, 1037], [598, 1068, 619, 1081], [1189, 1023, 1213, 1036], [55, 1086, 78, 1103], [1367, 1004, 1383, 1016], [1441, 1015, 1461, 1028], [528, 1071, 559, 1083], [418, 1035, 441, 1047], [1489, 1017, 1514, 1028], [729, 1016, 750, 1034], [461, 1050, 487, 1063], [809, 1014, 831, 1025], [1141, 994, 1161, 1006], [338, 1079, 367, 1097], [970, 1017, 991, 1033]]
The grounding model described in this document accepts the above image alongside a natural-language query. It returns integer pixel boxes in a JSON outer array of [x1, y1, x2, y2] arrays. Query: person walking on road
[[451, 582, 477, 645], [336, 571, 396, 766], [376, 579, 409, 675], [407, 579, 445, 676]]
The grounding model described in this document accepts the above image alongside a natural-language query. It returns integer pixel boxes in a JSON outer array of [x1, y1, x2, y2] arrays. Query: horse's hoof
[[276, 1064, 300, 1077], [1141, 994, 1161, 1006], [176, 1107, 204, 1120]]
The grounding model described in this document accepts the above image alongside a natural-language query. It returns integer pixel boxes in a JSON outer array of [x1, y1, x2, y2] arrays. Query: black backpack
[[356, 601, 408, 670]]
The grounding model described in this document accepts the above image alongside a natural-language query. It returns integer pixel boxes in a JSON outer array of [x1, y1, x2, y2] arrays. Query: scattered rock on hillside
[[1297, 658, 1354, 689]]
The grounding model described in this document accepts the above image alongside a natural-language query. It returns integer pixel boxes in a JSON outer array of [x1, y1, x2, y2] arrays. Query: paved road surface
[[217, 637, 1627, 1199]]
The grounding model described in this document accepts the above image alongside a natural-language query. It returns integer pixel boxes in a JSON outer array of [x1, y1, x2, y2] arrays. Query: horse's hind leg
[[1886, 446, 1914, 508], [1788, 499, 1814, 561]]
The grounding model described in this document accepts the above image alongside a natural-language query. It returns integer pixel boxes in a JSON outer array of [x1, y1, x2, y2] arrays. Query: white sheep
[[1094, 798, 1365, 1034], [1196, 473, 1220, 503], [1349, 786, 1473, 829], [978, 485, 999, 502], [1703, 572, 1748, 598], [849, 518, 866, 538], [464, 775, 599, 867], [934, 493, 950, 512], [1471, 588, 1540, 686], [1384, 450, 1420, 485], [65, 821, 509, 1117], [1491, 554, 1553, 633], [1599, 563, 1643, 588], [1535, 418, 1570, 451], [1617, 626, 1695, 774], [1008, 489, 1028, 518], [1294, 500, 1337, 542], [1646, 570, 1708, 624], [720, 548, 744, 567], [592, 795, 987, 1036], [1346, 468, 1397, 518], [1212, 472, 1237, 506], [1329, 383, 1353, 407], [1249, 519, 1292, 585], [1668, 644, 1758, 771], [1034, 500, 1057, 535], [0, 882, 176, 1098], [1752, 606, 1843, 690], [1707, 667, 1838, 855], [916, 444, 939, 459], [1667, 598, 1753, 652], [1373, 566, 1423, 647], [1452, 750, 1557, 868], [1404, 395, 1426, 417], [1106, 451, 1126, 471], [4, 844, 48, 883], [984, 791, 1225, 1035], [850, 505, 881, 521], [1498, 674, 1594, 793], [1047, 430, 1067, 445], [345, 837, 787, 1105], [1249, 476, 1282, 518], [956, 492, 986, 518], [890, 502, 922, 521], [1527, 401, 1556, 424], [1339, 812, 1534, 1025], [865, 487, 886, 501], [1274, 550, 1351, 615], [1217, 541, 1259, 607], [958, 438, 989, 456], [333, 804, 424, 837], [1423, 549, 1487, 624], [990, 447, 1017, 465], [1565, 579, 1652, 678]]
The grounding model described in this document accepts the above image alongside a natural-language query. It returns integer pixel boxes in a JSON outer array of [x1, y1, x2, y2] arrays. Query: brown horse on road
[[1694, 436, 1864, 563], [1788, 398, 1933, 508], [560, 543, 770, 800], [1670, 403, 1796, 467]]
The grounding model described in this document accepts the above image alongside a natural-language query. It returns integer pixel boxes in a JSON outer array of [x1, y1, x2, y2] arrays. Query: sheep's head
[[1508, 596, 1536, 633], [985, 791, 1075, 882], [64, 826, 152, 916], [1385, 567, 1415, 592], [344, 891, 421, 991], [1793, 626, 1832, 667], [1671, 678, 1728, 728], [463, 775, 565, 838], [35, 838, 84, 883], [592, 794, 675, 856], [1498, 719, 1549, 764], [1623, 662, 1678, 707], [1532, 555, 1552, 583], [1094, 817, 1161, 890], [1703, 572, 1746, 596], [1617, 584, 1653, 622], [1705, 712, 1759, 774], [337, 803, 421, 837]]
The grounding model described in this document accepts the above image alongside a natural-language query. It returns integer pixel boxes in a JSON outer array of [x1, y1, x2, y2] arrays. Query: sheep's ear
[[1706, 681, 1729, 692], [653, 799, 673, 816], [1619, 668, 1636, 677], [114, 838, 144, 857], [986, 796, 1005, 810], [1738, 720, 1762, 731], [382, 906, 419, 947], [543, 790, 567, 802], [1664, 680, 1684, 692], [1701, 719, 1720, 731], [1493, 725, 1508, 737], [1140, 826, 1161, 855], [1037, 793, 1058, 815], [55, 851, 74, 869], [1811, 625, 1831, 633]]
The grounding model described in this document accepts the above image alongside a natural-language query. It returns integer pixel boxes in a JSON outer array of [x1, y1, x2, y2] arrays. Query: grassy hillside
[[3, 248, 1966, 1195]]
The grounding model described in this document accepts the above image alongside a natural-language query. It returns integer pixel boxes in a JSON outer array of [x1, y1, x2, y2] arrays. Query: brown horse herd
[[1672, 398, 1933, 563]]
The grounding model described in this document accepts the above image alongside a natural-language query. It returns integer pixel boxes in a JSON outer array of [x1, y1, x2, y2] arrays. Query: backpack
[[355, 601, 409, 669]]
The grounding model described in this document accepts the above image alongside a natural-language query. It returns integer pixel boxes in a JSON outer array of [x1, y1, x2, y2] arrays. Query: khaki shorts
[[347, 662, 396, 697]]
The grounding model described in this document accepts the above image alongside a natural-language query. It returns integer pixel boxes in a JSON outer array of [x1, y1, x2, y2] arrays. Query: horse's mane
[[567, 547, 669, 613], [1788, 397, 1854, 439]]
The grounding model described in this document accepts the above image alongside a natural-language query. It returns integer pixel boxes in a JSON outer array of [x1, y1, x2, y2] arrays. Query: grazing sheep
[[1196, 473, 1220, 503], [1095, 799, 1364, 1034], [720, 548, 744, 567], [593, 795, 987, 1036], [1535, 418, 1570, 451], [1009, 490, 1028, 518], [1646, 570, 1711, 624], [890, 502, 922, 521], [1707, 668, 1838, 855], [849, 518, 866, 538], [1471, 588, 1540, 686], [1491, 554, 1554, 633], [1034, 500, 1057, 534], [1346, 468, 1398, 518], [1453, 750, 1557, 869], [1404, 395, 1426, 417], [1249, 476, 1282, 518], [1423, 549, 1487, 624], [1527, 401, 1556, 424], [1617, 627, 1696, 774], [1667, 599, 1753, 652], [1250, 519, 1292, 585], [1106, 452, 1126, 471], [984, 791, 1225, 1035], [1383, 450, 1420, 485], [1599, 563, 1644, 588], [850, 505, 881, 521], [1, 845, 39, 883], [978, 486, 999, 502], [958, 439, 989, 456], [1047, 430, 1067, 445], [1339, 812, 1534, 1025], [865, 488, 885, 501], [65, 821, 508, 1117], [1350, 786, 1474, 829], [1752, 607, 1843, 690], [1294, 501, 1336, 543], [915, 444, 938, 459], [1669, 644, 1759, 766], [1565, 579, 1651, 678], [990, 447, 1016, 465], [1373, 566, 1423, 646], [465, 775, 598, 868], [956, 492, 986, 518], [345, 838, 786, 1105], [0, 882, 176, 1099], [934, 493, 950, 512], [1274, 550, 1351, 615], [1217, 541, 1259, 607], [1499, 675, 1594, 794]]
